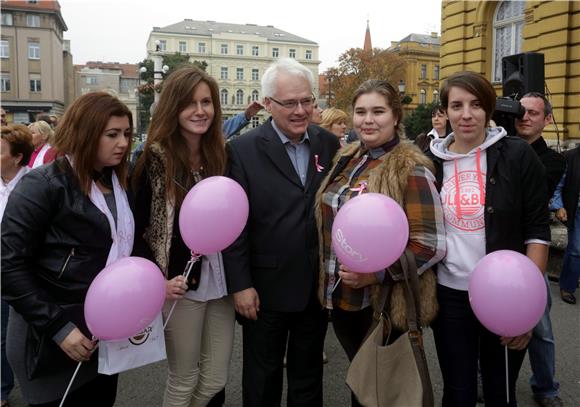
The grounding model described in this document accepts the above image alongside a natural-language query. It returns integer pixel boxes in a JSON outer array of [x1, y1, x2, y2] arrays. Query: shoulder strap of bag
[[400, 249, 435, 407], [399, 249, 421, 331]]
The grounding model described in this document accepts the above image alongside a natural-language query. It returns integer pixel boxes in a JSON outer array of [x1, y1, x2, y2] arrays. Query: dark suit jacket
[[223, 119, 340, 312], [530, 136, 566, 199], [562, 147, 580, 230]]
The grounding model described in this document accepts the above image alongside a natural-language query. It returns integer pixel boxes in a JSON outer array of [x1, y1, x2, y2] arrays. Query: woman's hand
[[338, 265, 379, 289], [59, 328, 96, 362], [500, 331, 532, 350], [166, 275, 188, 299], [555, 207, 567, 223]]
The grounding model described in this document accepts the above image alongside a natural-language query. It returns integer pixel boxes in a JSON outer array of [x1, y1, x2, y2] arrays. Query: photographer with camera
[[515, 92, 566, 407]]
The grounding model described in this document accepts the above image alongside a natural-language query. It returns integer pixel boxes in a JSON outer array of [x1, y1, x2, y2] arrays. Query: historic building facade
[[1, 0, 71, 123], [441, 1, 579, 144], [146, 19, 319, 130], [388, 33, 441, 111], [74, 61, 139, 134]]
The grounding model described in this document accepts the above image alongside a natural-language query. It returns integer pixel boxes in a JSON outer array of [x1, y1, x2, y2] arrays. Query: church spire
[[363, 19, 372, 52]]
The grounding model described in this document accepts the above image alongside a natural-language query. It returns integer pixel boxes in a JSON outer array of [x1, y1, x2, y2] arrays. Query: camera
[[493, 96, 525, 137], [493, 52, 545, 137]]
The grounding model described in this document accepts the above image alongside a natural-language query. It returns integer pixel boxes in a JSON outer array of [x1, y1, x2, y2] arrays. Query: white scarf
[[67, 155, 134, 265], [0, 166, 29, 220], [89, 172, 135, 266]]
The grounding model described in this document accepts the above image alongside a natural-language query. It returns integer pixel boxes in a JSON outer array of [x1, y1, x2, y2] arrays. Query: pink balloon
[[331, 193, 409, 273], [84, 257, 166, 341], [178, 176, 249, 254], [468, 250, 547, 337]]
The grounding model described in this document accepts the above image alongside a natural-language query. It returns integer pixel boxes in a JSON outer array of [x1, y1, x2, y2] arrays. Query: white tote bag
[[98, 313, 166, 375]]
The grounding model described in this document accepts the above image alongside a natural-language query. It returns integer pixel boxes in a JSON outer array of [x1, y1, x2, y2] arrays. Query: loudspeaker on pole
[[502, 52, 545, 98]]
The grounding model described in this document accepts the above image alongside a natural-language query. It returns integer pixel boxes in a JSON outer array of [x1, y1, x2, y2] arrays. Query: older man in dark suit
[[223, 58, 340, 406]]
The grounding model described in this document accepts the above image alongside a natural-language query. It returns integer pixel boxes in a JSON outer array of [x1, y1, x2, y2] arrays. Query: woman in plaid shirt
[[315, 79, 446, 406]]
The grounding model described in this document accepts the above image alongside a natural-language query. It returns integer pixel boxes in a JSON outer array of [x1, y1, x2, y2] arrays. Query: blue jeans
[[1, 300, 14, 401], [528, 275, 560, 398], [559, 208, 580, 294]]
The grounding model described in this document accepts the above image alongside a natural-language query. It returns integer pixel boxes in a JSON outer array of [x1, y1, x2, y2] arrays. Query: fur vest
[[315, 141, 438, 330], [142, 143, 175, 276]]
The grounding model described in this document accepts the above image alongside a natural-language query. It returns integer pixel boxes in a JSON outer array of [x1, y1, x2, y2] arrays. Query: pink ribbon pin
[[314, 154, 324, 173], [350, 180, 367, 195]]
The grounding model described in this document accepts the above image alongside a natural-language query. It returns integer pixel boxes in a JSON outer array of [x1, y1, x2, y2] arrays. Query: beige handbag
[[346, 250, 435, 407]]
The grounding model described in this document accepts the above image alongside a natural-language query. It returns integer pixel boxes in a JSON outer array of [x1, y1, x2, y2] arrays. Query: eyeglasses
[[268, 96, 315, 110]]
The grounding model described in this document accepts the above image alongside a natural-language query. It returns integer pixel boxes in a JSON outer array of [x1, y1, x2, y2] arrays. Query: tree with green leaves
[[403, 101, 438, 140], [325, 48, 406, 112], [137, 53, 208, 135]]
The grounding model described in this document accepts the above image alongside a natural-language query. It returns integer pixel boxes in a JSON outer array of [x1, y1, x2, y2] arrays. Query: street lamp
[[134, 66, 148, 141], [398, 79, 406, 95], [152, 40, 169, 104], [327, 76, 332, 107]]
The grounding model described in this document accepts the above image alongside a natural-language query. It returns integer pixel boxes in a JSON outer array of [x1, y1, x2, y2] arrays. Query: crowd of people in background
[[1, 57, 578, 407]]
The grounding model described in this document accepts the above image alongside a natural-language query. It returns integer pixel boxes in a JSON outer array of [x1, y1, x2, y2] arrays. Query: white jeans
[[162, 295, 235, 407]]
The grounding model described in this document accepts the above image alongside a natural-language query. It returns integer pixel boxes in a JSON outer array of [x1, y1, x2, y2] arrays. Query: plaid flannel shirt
[[320, 141, 445, 311]]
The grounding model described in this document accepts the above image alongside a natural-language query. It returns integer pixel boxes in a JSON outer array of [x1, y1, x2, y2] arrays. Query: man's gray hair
[[261, 58, 314, 99]]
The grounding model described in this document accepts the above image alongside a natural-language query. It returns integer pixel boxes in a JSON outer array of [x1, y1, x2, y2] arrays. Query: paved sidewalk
[[6, 222, 579, 406], [7, 278, 579, 406]]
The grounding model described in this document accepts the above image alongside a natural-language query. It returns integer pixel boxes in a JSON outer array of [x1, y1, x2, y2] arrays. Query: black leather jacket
[[1, 158, 113, 339]]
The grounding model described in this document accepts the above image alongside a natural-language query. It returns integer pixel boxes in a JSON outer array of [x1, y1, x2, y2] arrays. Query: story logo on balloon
[[331, 193, 409, 273], [334, 228, 368, 263]]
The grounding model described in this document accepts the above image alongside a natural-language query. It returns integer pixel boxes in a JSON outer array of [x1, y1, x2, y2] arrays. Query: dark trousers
[[433, 284, 527, 407], [241, 297, 327, 407], [1, 301, 14, 401], [29, 373, 118, 407], [331, 306, 374, 407], [207, 389, 225, 406]]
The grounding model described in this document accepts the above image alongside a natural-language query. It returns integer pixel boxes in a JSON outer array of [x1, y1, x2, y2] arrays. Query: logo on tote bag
[[128, 325, 154, 346]]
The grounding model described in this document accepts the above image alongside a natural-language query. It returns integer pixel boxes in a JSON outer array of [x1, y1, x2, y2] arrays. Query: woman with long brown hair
[[2, 92, 134, 406], [132, 66, 233, 407]]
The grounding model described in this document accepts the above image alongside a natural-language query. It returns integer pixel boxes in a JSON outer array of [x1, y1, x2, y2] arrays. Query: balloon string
[[60, 361, 82, 407], [505, 345, 509, 405], [59, 336, 99, 407], [331, 277, 342, 293], [163, 252, 201, 330]]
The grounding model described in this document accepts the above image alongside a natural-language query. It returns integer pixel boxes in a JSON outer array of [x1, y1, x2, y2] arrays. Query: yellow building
[[441, 0, 579, 145], [388, 33, 442, 111]]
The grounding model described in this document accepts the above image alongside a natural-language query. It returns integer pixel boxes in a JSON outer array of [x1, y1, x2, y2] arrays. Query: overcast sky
[[58, 0, 442, 71]]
